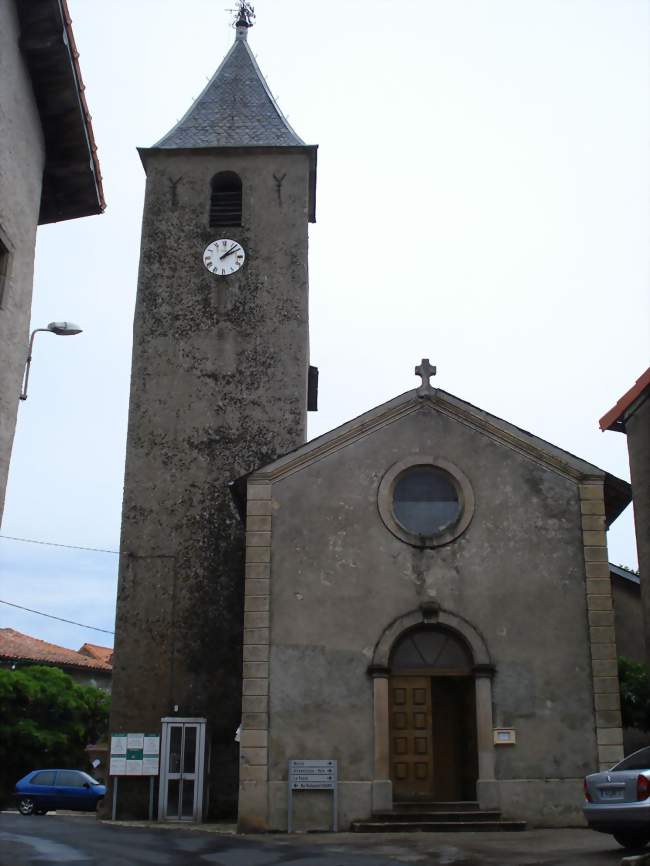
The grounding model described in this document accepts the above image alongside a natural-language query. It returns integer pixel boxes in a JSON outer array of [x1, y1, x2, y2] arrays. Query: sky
[[1, 0, 648, 652]]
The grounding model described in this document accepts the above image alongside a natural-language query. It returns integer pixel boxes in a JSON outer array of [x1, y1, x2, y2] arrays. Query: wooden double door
[[390, 675, 478, 801]]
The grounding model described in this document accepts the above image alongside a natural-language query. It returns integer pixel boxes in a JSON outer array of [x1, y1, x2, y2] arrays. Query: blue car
[[13, 769, 106, 815]]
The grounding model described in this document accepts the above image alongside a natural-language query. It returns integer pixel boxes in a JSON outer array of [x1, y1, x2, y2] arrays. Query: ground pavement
[[0, 811, 643, 865]]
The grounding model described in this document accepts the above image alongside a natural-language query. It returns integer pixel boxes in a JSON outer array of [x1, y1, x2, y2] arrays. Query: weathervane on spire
[[229, 0, 255, 28]]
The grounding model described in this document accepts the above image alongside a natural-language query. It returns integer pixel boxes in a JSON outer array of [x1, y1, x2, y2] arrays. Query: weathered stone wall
[[580, 481, 624, 773], [0, 0, 45, 524], [626, 395, 650, 670], [617, 566, 650, 754], [612, 575, 645, 665], [109, 148, 311, 818], [242, 401, 605, 829]]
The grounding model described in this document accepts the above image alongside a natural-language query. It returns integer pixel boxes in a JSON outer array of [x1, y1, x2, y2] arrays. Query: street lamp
[[19, 321, 83, 401]]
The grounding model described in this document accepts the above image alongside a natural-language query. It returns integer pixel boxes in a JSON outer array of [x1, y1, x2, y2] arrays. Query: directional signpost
[[288, 760, 338, 832]]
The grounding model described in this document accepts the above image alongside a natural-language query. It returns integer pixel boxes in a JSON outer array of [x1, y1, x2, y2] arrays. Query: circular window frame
[[378, 456, 475, 548]]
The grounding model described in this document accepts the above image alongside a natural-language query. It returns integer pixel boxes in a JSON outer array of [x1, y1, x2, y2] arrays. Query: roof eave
[[600, 367, 650, 433], [0, 654, 111, 673], [16, 0, 105, 224], [609, 563, 641, 585], [604, 472, 633, 529]]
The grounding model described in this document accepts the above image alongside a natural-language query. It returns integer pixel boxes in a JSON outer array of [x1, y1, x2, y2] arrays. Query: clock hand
[[220, 245, 239, 260]]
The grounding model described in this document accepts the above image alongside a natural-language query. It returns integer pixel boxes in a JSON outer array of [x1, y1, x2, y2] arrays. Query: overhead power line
[[0, 599, 114, 635], [0, 534, 119, 555]]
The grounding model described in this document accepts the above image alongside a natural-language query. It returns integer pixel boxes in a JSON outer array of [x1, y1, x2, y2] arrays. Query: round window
[[393, 466, 460, 536], [377, 456, 475, 548]]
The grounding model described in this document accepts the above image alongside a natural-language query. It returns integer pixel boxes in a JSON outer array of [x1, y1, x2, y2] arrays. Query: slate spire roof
[[155, 25, 305, 149]]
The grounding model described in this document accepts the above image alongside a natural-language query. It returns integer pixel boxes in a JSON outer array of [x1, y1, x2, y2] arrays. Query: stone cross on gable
[[415, 358, 437, 398]]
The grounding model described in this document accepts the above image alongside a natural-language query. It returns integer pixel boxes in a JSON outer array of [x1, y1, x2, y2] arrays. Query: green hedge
[[0, 665, 110, 806], [619, 656, 650, 732]]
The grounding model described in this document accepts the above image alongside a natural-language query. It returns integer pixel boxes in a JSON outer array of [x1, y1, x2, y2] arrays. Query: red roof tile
[[0, 628, 112, 672], [78, 642, 113, 665], [600, 367, 650, 432], [61, 0, 106, 214]]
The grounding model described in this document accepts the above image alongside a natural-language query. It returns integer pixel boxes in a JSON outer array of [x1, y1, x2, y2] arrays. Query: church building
[[108, 4, 631, 830], [234, 372, 630, 830]]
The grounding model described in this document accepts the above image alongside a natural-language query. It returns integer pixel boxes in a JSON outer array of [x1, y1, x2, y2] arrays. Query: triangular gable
[[244, 388, 631, 526]]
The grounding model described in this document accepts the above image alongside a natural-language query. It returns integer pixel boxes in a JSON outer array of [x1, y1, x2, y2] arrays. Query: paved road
[[0, 812, 637, 865]]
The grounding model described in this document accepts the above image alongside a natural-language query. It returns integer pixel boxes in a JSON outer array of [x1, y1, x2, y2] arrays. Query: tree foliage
[[0, 665, 110, 804], [619, 657, 650, 731]]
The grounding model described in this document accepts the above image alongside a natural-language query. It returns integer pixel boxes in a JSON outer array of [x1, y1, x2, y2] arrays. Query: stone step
[[392, 801, 481, 812], [351, 819, 528, 833], [372, 810, 502, 822]]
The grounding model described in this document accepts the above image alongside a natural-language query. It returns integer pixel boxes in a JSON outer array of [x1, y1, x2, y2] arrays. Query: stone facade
[[625, 393, 650, 670], [611, 567, 645, 664], [611, 564, 650, 755], [0, 0, 103, 526], [237, 390, 629, 830], [0, 0, 45, 523], [579, 482, 624, 771], [600, 371, 650, 671], [107, 16, 636, 831], [108, 145, 313, 817]]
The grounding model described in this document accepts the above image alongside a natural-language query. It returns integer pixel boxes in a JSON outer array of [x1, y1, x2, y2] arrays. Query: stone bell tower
[[108, 3, 317, 819]]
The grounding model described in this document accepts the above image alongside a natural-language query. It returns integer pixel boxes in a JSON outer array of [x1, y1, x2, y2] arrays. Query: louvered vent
[[209, 171, 242, 227]]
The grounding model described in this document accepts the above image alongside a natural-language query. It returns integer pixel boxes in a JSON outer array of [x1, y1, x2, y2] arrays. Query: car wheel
[[613, 832, 650, 850], [17, 797, 35, 816]]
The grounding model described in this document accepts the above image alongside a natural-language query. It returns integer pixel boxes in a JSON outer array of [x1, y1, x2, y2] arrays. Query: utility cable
[[0, 599, 115, 635], [0, 534, 118, 555]]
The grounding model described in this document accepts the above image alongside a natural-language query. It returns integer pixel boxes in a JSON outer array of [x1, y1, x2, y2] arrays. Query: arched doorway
[[389, 626, 478, 801]]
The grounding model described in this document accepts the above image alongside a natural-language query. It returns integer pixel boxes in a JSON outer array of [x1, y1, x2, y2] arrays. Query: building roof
[[156, 26, 305, 149], [0, 628, 112, 673], [610, 563, 641, 586], [232, 386, 631, 529], [15, 0, 105, 224], [78, 642, 113, 665], [600, 367, 650, 433]]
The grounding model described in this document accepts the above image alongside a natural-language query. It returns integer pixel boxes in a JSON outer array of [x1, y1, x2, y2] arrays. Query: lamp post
[[19, 321, 83, 401]]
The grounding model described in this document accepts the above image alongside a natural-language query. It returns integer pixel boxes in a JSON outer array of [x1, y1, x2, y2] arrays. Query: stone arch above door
[[391, 624, 474, 673], [370, 603, 493, 671], [367, 603, 499, 813]]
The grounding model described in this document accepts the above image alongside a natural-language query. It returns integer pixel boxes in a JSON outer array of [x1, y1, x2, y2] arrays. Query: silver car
[[584, 745, 650, 850]]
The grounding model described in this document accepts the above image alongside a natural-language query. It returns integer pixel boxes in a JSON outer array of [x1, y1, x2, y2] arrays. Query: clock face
[[203, 239, 245, 276]]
